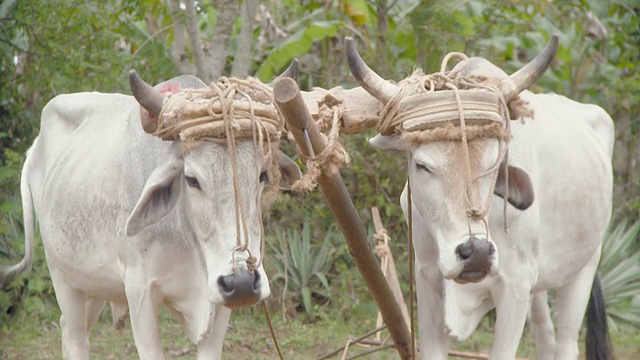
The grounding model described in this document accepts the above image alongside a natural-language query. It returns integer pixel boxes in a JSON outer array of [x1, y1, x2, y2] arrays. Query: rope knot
[[290, 105, 350, 192], [466, 208, 483, 219], [246, 256, 258, 272]]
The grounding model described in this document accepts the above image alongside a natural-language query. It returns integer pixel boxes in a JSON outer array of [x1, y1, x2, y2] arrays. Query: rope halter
[[378, 54, 518, 233], [156, 77, 285, 272]]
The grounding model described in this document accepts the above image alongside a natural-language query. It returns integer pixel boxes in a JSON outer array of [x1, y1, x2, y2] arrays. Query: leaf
[[313, 272, 330, 291], [301, 286, 312, 315], [256, 20, 340, 81], [24, 296, 44, 312], [0, 0, 17, 19], [340, 0, 369, 27], [599, 218, 640, 329]]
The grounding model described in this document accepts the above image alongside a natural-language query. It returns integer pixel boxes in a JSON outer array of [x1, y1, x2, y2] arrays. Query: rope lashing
[[377, 52, 531, 233], [155, 77, 285, 271], [155, 77, 283, 142], [373, 228, 391, 343], [290, 104, 351, 192]]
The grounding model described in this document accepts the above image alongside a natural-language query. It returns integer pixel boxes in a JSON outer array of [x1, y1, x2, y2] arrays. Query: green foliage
[[0, 148, 56, 327], [256, 20, 340, 81], [599, 219, 640, 330], [266, 221, 337, 317], [0, 148, 23, 262]]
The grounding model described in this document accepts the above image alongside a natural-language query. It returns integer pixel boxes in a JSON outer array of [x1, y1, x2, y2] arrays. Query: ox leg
[[125, 279, 164, 360], [530, 291, 555, 359], [196, 305, 231, 360], [85, 297, 106, 331], [489, 280, 530, 360], [553, 251, 601, 359], [415, 267, 450, 360], [50, 269, 90, 359]]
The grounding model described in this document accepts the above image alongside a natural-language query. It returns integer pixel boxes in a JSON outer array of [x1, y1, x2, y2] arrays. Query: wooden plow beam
[[317, 207, 410, 360], [273, 76, 413, 359]]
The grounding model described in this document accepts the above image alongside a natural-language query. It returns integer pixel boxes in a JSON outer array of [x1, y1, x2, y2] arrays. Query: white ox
[[1, 68, 301, 359], [345, 36, 614, 359]]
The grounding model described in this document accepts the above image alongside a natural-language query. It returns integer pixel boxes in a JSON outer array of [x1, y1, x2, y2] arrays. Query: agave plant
[[599, 218, 640, 330], [267, 221, 337, 316]]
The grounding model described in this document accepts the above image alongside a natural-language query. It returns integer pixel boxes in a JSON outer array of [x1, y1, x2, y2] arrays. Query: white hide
[[372, 83, 614, 358], [19, 87, 299, 359]]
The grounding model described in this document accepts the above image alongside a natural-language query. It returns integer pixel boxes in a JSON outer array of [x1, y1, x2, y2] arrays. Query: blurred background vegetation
[[1, 0, 639, 358]]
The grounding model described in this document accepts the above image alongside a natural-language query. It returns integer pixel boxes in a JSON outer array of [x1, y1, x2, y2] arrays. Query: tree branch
[[205, 0, 238, 82], [167, 0, 195, 75], [230, 0, 256, 78], [183, 0, 207, 80]]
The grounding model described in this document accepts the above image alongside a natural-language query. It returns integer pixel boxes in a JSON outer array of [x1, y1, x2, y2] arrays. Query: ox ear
[[494, 163, 534, 211], [368, 134, 410, 152], [277, 151, 302, 190], [126, 143, 184, 236]]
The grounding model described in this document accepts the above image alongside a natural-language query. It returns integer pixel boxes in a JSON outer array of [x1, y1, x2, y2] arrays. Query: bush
[[599, 218, 640, 330], [266, 220, 339, 318]]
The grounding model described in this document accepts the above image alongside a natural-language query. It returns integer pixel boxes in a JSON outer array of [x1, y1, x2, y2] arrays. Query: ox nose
[[217, 268, 262, 308], [454, 237, 495, 284]]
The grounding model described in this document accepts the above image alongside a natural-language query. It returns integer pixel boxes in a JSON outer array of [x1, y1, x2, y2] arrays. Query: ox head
[[124, 64, 302, 308], [345, 36, 557, 283]]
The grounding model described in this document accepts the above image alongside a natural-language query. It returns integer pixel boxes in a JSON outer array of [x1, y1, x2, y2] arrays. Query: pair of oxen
[[2, 34, 614, 360]]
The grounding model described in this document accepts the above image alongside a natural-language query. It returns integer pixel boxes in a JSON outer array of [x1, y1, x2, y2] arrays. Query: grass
[[2, 295, 640, 360]]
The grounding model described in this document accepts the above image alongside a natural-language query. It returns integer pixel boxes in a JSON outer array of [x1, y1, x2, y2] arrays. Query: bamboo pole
[[273, 77, 412, 359]]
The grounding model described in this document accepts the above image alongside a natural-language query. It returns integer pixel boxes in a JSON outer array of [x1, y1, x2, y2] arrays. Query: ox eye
[[416, 163, 431, 173], [185, 176, 201, 189], [259, 171, 269, 183]]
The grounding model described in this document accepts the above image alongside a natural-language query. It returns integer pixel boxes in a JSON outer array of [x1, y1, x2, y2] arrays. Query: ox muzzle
[[453, 236, 496, 284], [217, 268, 262, 308]]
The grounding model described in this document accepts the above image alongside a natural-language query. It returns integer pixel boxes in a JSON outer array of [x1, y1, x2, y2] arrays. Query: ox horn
[[500, 34, 559, 101], [271, 58, 300, 84], [129, 70, 164, 134], [344, 36, 399, 104]]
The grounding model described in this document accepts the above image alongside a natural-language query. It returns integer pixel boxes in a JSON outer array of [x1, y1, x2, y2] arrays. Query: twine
[[373, 229, 391, 343], [155, 77, 285, 271], [290, 105, 351, 192]]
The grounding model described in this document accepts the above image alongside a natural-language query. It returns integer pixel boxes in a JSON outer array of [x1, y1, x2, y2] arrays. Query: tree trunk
[[168, 0, 196, 75], [231, 0, 256, 78], [375, 0, 390, 77], [183, 0, 208, 80], [205, 0, 238, 82]]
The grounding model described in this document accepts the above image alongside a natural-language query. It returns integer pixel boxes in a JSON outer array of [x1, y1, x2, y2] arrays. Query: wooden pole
[[273, 77, 412, 359]]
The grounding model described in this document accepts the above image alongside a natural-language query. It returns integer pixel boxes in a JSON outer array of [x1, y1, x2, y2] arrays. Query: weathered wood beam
[[273, 76, 412, 359]]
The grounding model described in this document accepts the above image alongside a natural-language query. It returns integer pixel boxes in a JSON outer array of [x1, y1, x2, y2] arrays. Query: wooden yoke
[[300, 86, 383, 134], [273, 76, 412, 359]]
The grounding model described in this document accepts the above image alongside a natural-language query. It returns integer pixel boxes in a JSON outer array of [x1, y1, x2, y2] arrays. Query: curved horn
[[344, 36, 398, 104], [501, 34, 559, 100], [280, 58, 300, 81], [129, 70, 163, 117], [270, 58, 300, 86]]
